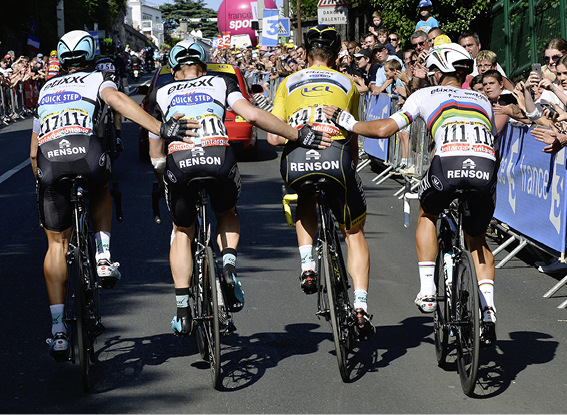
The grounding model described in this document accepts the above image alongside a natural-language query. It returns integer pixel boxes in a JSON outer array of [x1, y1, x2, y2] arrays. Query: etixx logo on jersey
[[171, 92, 213, 107], [40, 90, 82, 105], [301, 85, 332, 97]]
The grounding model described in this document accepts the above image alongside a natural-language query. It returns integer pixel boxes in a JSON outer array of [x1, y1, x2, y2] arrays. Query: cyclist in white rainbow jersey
[[325, 42, 498, 348]]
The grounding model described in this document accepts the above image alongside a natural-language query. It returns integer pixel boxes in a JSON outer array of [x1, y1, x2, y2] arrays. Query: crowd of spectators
[[205, 1, 567, 160]]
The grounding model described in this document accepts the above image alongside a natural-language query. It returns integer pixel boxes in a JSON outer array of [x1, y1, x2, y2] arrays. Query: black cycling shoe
[[480, 321, 497, 348], [300, 270, 318, 294], [355, 308, 375, 341], [171, 315, 193, 337], [222, 267, 244, 312]]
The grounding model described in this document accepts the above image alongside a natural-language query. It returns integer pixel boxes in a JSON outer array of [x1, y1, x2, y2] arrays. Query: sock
[[418, 261, 436, 296], [353, 289, 368, 311], [222, 247, 237, 280], [95, 231, 111, 262], [478, 279, 496, 322], [401, 158, 408, 166], [175, 287, 190, 319], [299, 245, 315, 273], [50, 304, 66, 336]]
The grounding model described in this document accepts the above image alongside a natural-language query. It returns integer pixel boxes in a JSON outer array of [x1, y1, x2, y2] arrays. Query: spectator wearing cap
[[352, 48, 380, 94], [371, 43, 405, 94], [415, 0, 439, 34]]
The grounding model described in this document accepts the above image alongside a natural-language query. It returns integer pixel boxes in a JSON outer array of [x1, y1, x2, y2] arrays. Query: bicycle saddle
[[296, 177, 334, 199], [186, 176, 220, 193]]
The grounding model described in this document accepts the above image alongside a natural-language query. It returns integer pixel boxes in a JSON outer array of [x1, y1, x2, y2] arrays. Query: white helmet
[[425, 43, 474, 75], [169, 40, 207, 70], [57, 30, 96, 69]]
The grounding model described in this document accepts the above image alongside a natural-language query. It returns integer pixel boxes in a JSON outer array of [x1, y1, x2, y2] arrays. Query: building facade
[[126, 0, 164, 47]]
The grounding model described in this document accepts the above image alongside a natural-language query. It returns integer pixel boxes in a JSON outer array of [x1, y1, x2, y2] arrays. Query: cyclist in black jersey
[[96, 38, 129, 151], [149, 40, 332, 336], [30, 30, 199, 361], [325, 43, 498, 348], [267, 25, 375, 340]]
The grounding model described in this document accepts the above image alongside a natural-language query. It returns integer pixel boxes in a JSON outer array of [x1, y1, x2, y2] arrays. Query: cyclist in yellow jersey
[[267, 25, 374, 340]]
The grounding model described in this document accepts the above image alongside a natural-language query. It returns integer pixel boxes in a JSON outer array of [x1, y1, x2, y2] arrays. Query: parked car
[[137, 62, 258, 162]]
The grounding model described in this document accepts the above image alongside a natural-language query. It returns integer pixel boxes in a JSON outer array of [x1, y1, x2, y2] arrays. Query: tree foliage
[[159, 0, 218, 39], [289, 0, 492, 49], [376, 0, 492, 49]]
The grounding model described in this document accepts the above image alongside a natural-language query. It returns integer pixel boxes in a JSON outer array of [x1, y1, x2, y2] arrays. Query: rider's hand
[[323, 105, 357, 132], [159, 113, 200, 143], [296, 125, 332, 149]]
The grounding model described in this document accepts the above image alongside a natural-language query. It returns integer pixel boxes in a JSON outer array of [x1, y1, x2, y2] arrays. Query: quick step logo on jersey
[[40, 91, 82, 105], [171, 92, 213, 106]]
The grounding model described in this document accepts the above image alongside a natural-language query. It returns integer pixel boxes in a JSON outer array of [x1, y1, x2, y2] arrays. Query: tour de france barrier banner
[[495, 124, 567, 254], [360, 94, 567, 255], [361, 94, 391, 161]]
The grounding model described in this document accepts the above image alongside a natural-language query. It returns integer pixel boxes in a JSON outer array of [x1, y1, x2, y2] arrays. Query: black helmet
[[304, 25, 341, 55], [100, 38, 115, 55]]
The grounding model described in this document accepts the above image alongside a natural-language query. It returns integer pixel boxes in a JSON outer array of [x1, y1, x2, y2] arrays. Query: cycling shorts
[[418, 155, 497, 237], [164, 145, 241, 227], [281, 141, 366, 230], [36, 134, 111, 232]]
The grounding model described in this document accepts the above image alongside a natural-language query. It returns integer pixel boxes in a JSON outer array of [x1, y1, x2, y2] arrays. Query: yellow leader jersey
[[271, 65, 360, 141]]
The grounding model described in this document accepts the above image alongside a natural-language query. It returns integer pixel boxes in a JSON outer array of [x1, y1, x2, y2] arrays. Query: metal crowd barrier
[[0, 81, 37, 126]]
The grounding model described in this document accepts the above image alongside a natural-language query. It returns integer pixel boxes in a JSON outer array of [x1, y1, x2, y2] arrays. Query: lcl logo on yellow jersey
[[301, 85, 332, 97]]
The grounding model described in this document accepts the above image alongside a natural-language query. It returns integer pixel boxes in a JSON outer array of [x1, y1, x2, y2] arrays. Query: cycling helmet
[[50, 50, 57, 57], [304, 25, 341, 55], [100, 38, 115, 54], [425, 42, 474, 75], [169, 40, 207, 70], [57, 30, 96, 69]]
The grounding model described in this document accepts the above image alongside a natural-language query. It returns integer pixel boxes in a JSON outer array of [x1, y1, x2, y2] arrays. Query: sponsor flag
[[27, 34, 40, 53]]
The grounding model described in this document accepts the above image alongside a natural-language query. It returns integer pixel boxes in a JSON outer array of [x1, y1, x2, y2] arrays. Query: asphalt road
[[1, 76, 566, 413]]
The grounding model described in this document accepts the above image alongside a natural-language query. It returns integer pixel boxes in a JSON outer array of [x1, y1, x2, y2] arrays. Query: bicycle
[[101, 108, 124, 222], [61, 175, 105, 392], [283, 178, 357, 382], [178, 177, 236, 390], [433, 189, 481, 396]]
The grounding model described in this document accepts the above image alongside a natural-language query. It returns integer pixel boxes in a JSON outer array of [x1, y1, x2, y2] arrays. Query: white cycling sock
[[478, 279, 496, 322], [95, 231, 111, 262], [353, 289, 368, 311], [50, 304, 66, 336], [299, 245, 315, 273], [418, 261, 436, 296]]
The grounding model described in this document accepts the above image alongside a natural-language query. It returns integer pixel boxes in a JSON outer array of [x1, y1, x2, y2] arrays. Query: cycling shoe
[[300, 270, 318, 294], [222, 267, 244, 312]]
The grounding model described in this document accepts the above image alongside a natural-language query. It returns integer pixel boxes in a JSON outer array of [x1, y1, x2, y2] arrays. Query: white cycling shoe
[[97, 259, 121, 289], [415, 294, 437, 313]]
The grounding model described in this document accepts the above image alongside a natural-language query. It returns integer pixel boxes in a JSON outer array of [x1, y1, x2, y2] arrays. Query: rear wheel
[[71, 247, 91, 392], [434, 241, 449, 367], [204, 246, 221, 390], [193, 252, 209, 361], [323, 239, 350, 382], [455, 250, 480, 396]]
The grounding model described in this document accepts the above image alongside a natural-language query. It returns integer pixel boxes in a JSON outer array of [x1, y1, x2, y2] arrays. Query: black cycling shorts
[[164, 145, 241, 227], [36, 134, 111, 232], [418, 155, 497, 237], [281, 140, 366, 230]]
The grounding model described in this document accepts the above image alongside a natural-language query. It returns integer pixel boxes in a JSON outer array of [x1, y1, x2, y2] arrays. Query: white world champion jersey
[[33, 70, 117, 146], [150, 74, 245, 154], [390, 86, 497, 161]]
